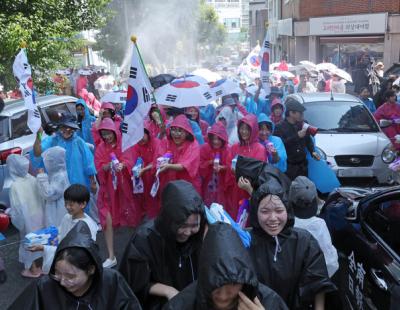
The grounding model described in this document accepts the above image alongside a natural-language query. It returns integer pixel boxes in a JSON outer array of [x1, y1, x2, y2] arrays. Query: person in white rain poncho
[[216, 106, 239, 145], [290, 176, 339, 277], [37, 146, 70, 227], [6, 154, 45, 278]]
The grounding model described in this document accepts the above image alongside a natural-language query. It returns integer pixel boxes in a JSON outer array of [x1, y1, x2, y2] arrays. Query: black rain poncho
[[249, 182, 336, 309], [9, 221, 141, 310], [119, 180, 206, 310], [163, 222, 288, 310]]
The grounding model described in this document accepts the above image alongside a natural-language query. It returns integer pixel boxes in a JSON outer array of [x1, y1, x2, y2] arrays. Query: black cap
[[59, 114, 79, 130], [285, 98, 305, 113]]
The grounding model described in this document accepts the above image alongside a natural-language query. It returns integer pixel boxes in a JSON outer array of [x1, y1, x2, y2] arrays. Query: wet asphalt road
[[0, 224, 135, 309]]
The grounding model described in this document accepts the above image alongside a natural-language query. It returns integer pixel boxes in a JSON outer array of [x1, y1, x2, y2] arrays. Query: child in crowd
[[28, 184, 98, 274], [6, 154, 44, 278], [359, 87, 376, 113], [36, 146, 70, 227], [289, 176, 339, 277], [270, 98, 284, 125]]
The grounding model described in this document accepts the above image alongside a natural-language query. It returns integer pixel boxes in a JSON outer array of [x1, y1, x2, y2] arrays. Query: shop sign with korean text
[[309, 13, 387, 36]]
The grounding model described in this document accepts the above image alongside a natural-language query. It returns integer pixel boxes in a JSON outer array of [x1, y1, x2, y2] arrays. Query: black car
[[321, 187, 400, 309]]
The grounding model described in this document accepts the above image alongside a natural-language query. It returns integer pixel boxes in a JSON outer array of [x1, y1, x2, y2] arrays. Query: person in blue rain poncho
[[76, 99, 96, 146], [258, 113, 287, 173], [33, 114, 97, 195]]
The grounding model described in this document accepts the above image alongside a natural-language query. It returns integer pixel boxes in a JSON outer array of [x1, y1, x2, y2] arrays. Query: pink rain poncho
[[230, 114, 267, 218], [157, 115, 201, 194], [91, 102, 122, 146], [124, 123, 161, 219], [76, 75, 88, 97], [186, 106, 210, 139], [94, 118, 139, 228], [200, 122, 234, 211], [374, 101, 400, 149], [87, 92, 102, 114], [78, 88, 89, 104], [147, 105, 167, 139]]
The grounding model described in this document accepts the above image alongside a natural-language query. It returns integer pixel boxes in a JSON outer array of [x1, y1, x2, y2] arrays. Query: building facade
[[249, 0, 400, 68]]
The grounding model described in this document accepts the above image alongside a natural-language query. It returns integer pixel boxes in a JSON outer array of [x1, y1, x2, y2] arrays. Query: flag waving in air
[[121, 36, 153, 151], [260, 28, 271, 96], [12, 48, 41, 133]]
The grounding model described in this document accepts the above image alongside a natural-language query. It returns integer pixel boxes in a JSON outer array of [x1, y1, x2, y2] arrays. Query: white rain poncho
[[294, 216, 339, 277], [216, 106, 239, 145], [6, 154, 45, 269], [36, 146, 70, 227]]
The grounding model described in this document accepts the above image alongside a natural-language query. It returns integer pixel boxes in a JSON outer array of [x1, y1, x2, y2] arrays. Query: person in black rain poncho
[[119, 180, 206, 310], [249, 182, 336, 310], [163, 222, 288, 310], [9, 221, 141, 310]]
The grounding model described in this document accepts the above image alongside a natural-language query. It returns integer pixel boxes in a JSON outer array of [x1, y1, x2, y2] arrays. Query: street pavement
[[0, 224, 135, 309]]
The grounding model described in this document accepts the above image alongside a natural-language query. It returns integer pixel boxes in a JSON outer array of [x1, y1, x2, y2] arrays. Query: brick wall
[[299, 0, 400, 20]]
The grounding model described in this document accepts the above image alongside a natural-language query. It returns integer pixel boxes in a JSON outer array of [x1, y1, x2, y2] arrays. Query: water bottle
[[156, 151, 173, 169], [231, 155, 238, 170], [110, 153, 119, 190], [132, 157, 144, 194], [213, 153, 220, 170]]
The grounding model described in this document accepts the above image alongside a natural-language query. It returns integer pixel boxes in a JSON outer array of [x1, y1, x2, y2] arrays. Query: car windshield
[[0, 116, 10, 143], [304, 101, 379, 133]]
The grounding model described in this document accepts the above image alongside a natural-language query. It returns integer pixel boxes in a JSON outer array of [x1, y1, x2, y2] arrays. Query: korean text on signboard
[[309, 13, 387, 36]]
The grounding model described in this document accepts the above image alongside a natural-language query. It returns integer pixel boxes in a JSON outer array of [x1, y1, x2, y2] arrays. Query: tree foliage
[[0, 0, 111, 90]]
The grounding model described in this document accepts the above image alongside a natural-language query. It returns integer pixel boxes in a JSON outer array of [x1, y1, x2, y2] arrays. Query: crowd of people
[[3, 58, 400, 309]]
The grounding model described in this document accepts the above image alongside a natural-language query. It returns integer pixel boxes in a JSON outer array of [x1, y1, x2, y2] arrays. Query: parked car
[[286, 93, 396, 185], [321, 186, 400, 309], [0, 95, 78, 209]]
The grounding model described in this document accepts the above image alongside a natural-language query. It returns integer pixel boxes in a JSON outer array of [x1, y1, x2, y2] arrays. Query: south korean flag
[[122, 40, 153, 151], [260, 29, 271, 96], [13, 48, 41, 133]]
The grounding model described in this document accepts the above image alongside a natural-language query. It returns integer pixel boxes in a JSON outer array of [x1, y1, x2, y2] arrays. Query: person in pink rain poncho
[[147, 104, 167, 139], [94, 118, 139, 269], [157, 114, 201, 195], [92, 102, 122, 146], [270, 98, 284, 125], [230, 114, 267, 218], [87, 92, 102, 115], [124, 121, 161, 220], [76, 74, 88, 98], [374, 90, 400, 150], [185, 106, 209, 139], [200, 121, 234, 212]]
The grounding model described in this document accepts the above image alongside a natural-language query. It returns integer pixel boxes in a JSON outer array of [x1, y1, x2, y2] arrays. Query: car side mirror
[[379, 119, 392, 128]]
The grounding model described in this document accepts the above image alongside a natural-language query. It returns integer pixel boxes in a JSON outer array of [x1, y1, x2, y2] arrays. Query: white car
[[0, 95, 78, 209], [287, 93, 396, 185]]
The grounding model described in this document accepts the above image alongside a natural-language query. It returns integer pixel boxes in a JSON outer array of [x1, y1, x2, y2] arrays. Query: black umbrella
[[149, 74, 176, 90]]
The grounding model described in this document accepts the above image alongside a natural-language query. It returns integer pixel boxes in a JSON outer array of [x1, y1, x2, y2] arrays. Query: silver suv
[[0, 95, 77, 209], [286, 93, 396, 185]]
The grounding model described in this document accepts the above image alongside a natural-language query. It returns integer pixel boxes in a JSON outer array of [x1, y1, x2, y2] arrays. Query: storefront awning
[[320, 36, 384, 44]]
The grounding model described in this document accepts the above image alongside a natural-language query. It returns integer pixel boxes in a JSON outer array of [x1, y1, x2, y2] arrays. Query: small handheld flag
[[12, 47, 41, 133], [122, 36, 153, 151]]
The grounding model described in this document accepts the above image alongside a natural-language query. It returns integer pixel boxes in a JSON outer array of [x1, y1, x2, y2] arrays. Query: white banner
[[260, 29, 271, 96], [12, 49, 41, 133], [309, 13, 387, 36], [121, 42, 153, 151]]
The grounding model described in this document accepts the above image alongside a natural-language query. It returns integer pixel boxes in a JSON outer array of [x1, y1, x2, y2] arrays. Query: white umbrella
[[191, 69, 221, 83], [100, 91, 127, 104], [210, 78, 241, 99], [269, 62, 280, 71], [78, 68, 93, 76], [177, 74, 208, 85], [246, 85, 267, 98], [155, 78, 213, 108], [299, 60, 316, 68], [331, 68, 353, 83], [316, 63, 337, 72]]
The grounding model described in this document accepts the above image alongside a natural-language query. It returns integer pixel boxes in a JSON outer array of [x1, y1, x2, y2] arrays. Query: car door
[[341, 192, 400, 310]]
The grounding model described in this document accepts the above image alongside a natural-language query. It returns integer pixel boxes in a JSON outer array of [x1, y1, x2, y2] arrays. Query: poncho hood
[[42, 146, 67, 175], [6, 154, 29, 179], [168, 115, 194, 140], [196, 223, 259, 309], [237, 114, 259, 144], [207, 121, 228, 145], [155, 180, 205, 242]]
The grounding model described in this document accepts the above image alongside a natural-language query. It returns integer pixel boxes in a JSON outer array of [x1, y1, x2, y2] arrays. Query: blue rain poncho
[[39, 132, 96, 190], [258, 113, 287, 173], [200, 104, 216, 126], [6, 154, 45, 269], [36, 146, 70, 227], [76, 99, 95, 145]]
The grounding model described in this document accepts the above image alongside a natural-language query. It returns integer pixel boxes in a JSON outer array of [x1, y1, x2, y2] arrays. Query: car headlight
[[382, 145, 396, 164], [315, 147, 327, 160]]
